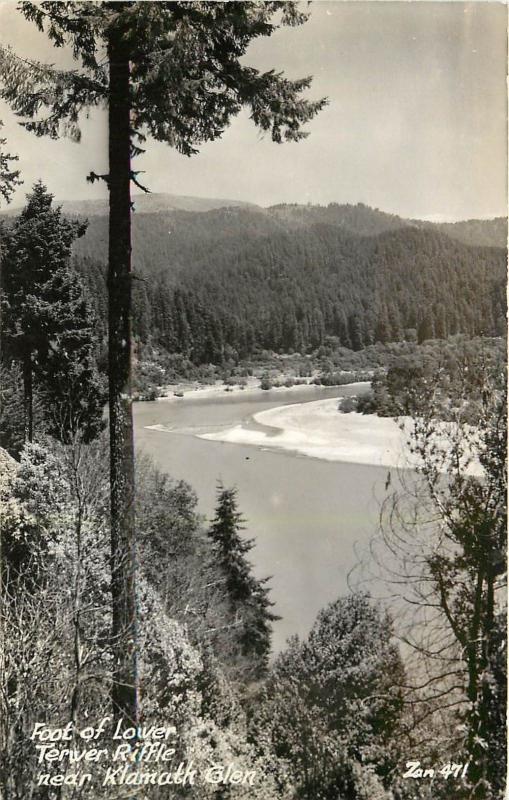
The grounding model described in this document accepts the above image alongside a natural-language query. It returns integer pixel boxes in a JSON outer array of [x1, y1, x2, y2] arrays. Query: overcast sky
[[0, 1, 506, 220]]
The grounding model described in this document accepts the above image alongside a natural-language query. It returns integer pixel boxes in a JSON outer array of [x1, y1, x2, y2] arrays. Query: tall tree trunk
[[23, 356, 33, 442], [107, 27, 137, 726]]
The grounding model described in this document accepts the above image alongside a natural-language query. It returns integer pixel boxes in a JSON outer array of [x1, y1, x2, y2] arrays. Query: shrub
[[338, 396, 357, 413], [356, 391, 379, 415], [260, 373, 273, 390]]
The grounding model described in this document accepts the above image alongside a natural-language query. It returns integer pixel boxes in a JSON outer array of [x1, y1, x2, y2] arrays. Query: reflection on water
[[133, 385, 389, 653]]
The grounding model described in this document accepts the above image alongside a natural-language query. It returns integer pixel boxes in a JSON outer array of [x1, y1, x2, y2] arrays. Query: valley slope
[[2, 195, 506, 363]]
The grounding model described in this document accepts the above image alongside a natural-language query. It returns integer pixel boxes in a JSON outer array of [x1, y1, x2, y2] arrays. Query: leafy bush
[[356, 391, 379, 415], [260, 372, 273, 390], [338, 396, 357, 413], [313, 370, 371, 386]]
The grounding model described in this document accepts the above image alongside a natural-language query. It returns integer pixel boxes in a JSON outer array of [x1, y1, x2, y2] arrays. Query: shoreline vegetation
[[154, 375, 367, 403]]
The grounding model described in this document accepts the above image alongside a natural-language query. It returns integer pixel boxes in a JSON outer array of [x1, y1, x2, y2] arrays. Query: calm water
[[133, 385, 389, 653]]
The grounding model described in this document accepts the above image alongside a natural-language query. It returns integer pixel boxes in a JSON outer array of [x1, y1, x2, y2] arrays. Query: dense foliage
[[1, 183, 105, 444], [67, 198, 508, 273], [0, 442, 291, 799], [354, 336, 506, 418], [1, 199, 505, 383], [136, 462, 274, 683], [250, 593, 405, 800], [67, 205, 507, 365]]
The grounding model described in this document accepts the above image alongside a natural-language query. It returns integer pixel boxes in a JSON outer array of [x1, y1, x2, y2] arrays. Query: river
[[133, 384, 389, 653]]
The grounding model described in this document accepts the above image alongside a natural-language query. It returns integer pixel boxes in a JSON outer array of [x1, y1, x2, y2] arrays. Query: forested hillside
[[269, 201, 508, 247], [430, 216, 507, 248], [2, 197, 506, 365], [66, 201, 506, 365], [67, 198, 508, 265]]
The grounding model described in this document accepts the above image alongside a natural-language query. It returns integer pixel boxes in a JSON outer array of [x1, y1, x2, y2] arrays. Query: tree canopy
[[1, 181, 105, 443], [252, 593, 405, 800], [0, 2, 326, 155]]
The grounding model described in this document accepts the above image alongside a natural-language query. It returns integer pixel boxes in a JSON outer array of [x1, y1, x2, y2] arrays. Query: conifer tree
[[0, 1, 325, 722], [417, 312, 434, 344], [1, 182, 104, 443], [31, 266, 106, 444], [209, 485, 277, 677], [347, 312, 363, 351], [374, 305, 390, 344]]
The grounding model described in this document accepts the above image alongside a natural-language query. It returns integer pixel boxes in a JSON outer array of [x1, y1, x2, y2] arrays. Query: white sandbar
[[199, 399, 416, 469]]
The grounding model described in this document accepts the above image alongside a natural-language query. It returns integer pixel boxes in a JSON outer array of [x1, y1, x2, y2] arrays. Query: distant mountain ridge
[[423, 217, 507, 249], [266, 202, 507, 248], [58, 198, 506, 275], [2, 193, 506, 248], [0, 191, 256, 217], [61, 192, 257, 216]]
